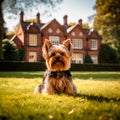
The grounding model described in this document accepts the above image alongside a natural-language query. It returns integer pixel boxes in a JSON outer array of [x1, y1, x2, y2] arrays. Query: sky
[[3, 0, 96, 32]]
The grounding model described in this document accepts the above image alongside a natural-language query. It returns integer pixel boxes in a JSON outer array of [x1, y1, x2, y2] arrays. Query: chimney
[[63, 15, 68, 25], [20, 11, 24, 22], [78, 19, 82, 27], [36, 13, 40, 23]]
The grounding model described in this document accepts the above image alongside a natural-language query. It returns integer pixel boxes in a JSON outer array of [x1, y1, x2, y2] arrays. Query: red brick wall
[[25, 47, 41, 62], [15, 18, 102, 63], [24, 31, 42, 62], [41, 20, 66, 44]]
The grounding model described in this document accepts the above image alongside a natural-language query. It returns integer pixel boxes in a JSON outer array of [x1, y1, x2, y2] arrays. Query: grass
[[0, 71, 120, 120]]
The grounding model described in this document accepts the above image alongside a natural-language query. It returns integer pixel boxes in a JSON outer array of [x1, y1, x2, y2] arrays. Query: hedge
[[70, 64, 120, 71], [0, 61, 120, 71]]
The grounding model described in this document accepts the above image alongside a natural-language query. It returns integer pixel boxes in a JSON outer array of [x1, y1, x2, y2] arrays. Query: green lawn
[[0, 72, 120, 120]]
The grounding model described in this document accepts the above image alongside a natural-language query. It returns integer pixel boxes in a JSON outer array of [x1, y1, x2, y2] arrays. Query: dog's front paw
[[34, 84, 43, 94]]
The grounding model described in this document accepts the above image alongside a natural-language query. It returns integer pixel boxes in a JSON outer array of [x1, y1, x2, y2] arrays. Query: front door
[[29, 52, 37, 62]]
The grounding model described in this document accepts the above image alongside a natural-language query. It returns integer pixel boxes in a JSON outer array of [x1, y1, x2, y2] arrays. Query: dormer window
[[91, 39, 97, 50], [29, 34, 37, 46]]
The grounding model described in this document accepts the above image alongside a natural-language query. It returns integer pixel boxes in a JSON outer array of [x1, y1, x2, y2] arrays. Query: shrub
[[2, 39, 19, 61], [84, 54, 93, 64], [18, 46, 25, 61], [98, 44, 119, 64]]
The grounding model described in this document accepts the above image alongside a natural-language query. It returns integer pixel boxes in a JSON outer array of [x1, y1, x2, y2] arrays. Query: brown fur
[[34, 39, 77, 96]]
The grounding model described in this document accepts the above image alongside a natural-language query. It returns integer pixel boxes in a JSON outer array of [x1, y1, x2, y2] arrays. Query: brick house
[[11, 11, 102, 64]]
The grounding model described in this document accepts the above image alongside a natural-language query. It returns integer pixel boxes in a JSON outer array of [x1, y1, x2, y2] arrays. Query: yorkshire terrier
[[34, 39, 77, 96]]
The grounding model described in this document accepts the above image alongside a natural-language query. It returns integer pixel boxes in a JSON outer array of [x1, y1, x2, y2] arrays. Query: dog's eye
[[50, 53, 56, 57], [61, 52, 64, 56]]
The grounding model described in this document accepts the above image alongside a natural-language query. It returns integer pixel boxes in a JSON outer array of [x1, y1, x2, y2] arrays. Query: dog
[[34, 39, 77, 96]]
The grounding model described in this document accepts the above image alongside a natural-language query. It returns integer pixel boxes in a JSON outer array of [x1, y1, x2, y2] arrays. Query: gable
[[67, 24, 87, 38], [41, 19, 66, 35], [88, 29, 102, 39], [11, 35, 23, 49], [16, 24, 24, 44]]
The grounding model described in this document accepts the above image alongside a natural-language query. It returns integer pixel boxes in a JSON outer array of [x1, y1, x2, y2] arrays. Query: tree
[[94, 0, 120, 54], [84, 54, 93, 64], [98, 44, 119, 64], [2, 39, 19, 61], [0, 0, 63, 61], [0, 0, 4, 60], [69, 22, 90, 29], [82, 23, 90, 29]]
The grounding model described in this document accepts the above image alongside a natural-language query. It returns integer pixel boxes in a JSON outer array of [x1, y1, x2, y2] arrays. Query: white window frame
[[49, 36, 60, 45], [91, 39, 97, 50], [72, 39, 83, 49], [72, 53, 83, 64], [29, 34, 37, 46], [91, 55, 98, 64]]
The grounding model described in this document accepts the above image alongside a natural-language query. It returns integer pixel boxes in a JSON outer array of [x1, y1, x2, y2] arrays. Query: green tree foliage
[[2, 0, 63, 15], [94, 0, 120, 54], [2, 39, 19, 61], [84, 54, 93, 64], [18, 47, 25, 61], [98, 44, 119, 64], [69, 22, 90, 29], [69, 22, 76, 27], [82, 23, 90, 29], [0, 0, 63, 61], [0, 0, 4, 60]]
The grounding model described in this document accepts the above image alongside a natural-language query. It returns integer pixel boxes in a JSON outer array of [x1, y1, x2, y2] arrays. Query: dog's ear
[[63, 39, 72, 56], [42, 39, 52, 58]]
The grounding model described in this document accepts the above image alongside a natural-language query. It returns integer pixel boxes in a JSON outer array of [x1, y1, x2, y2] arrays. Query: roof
[[62, 25, 70, 30], [18, 18, 101, 39], [11, 35, 23, 48], [67, 25, 77, 33], [21, 22, 44, 31], [40, 19, 53, 30], [40, 19, 66, 33], [66, 24, 88, 36], [88, 28, 102, 39], [83, 28, 90, 34]]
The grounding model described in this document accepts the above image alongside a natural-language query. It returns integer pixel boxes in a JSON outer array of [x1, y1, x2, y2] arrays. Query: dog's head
[[42, 39, 72, 71]]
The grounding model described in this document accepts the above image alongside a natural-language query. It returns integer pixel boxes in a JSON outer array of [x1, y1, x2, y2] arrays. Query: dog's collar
[[48, 70, 72, 79]]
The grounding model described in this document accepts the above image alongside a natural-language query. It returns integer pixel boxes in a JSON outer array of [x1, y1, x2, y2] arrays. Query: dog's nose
[[55, 54, 61, 61]]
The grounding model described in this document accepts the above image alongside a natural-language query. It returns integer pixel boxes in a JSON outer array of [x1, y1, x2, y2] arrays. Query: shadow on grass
[[0, 72, 120, 80], [0, 72, 44, 78], [76, 93, 120, 102]]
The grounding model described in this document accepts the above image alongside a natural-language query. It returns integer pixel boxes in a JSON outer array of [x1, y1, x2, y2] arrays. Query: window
[[71, 32, 75, 36], [72, 53, 83, 64], [72, 39, 83, 49], [29, 34, 37, 46], [56, 28, 60, 34], [48, 28, 53, 33], [79, 32, 83, 36], [49, 36, 60, 45], [91, 55, 98, 64], [91, 39, 97, 50], [29, 52, 37, 62]]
